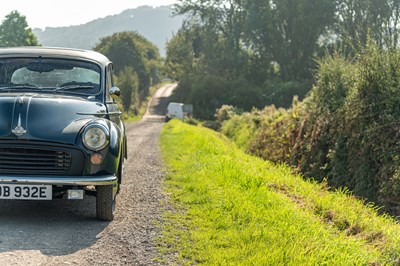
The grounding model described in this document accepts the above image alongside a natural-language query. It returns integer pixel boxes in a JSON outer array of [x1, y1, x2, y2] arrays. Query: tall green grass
[[159, 120, 400, 265]]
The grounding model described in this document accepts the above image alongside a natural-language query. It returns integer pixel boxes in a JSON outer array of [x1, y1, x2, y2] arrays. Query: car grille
[[0, 141, 85, 176]]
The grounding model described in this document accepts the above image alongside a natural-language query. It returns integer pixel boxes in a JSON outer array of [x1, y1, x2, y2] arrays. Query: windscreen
[[0, 58, 101, 96]]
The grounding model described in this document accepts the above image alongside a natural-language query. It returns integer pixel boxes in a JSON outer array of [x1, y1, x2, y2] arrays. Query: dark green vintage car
[[0, 47, 127, 221]]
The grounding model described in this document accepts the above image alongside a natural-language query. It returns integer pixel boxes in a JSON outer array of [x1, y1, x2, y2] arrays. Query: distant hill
[[32, 5, 183, 57]]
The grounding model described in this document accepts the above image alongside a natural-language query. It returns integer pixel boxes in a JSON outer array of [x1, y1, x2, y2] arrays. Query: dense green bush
[[114, 67, 139, 113], [171, 75, 310, 120], [221, 46, 400, 214], [246, 98, 303, 164], [262, 79, 310, 109], [170, 75, 229, 119], [220, 111, 258, 149], [215, 105, 243, 122], [341, 46, 400, 211], [290, 55, 357, 185]]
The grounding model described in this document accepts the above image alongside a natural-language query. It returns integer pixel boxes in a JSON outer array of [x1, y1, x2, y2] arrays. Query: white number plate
[[0, 185, 52, 200]]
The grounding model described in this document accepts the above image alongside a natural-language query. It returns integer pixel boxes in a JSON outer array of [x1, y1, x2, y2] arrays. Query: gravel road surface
[[0, 84, 177, 265]]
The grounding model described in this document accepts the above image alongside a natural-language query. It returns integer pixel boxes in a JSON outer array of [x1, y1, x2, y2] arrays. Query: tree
[[244, 0, 336, 80], [175, 0, 337, 81], [114, 67, 139, 113], [335, 0, 400, 52], [175, 0, 250, 79], [0, 11, 39, 47], [169, 0, 332, 117], [165, 28, 197, 81], [94, 31, 160, 112]]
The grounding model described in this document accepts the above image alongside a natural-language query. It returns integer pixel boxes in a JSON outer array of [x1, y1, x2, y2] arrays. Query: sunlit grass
[[158, 120, 400, 265]]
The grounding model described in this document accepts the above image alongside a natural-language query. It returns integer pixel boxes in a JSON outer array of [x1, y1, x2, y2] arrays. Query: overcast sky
[[0, 0, 178, 29]]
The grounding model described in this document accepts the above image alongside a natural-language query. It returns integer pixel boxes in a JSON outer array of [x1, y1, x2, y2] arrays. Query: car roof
[[0, 46, 111, 66]]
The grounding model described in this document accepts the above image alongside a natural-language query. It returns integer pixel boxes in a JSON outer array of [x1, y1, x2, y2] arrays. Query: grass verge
[[158, 120, 400, 265]]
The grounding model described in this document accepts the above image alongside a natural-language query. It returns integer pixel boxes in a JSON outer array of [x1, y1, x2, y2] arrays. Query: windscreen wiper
[[0, 84, 42, 91], [53, 85, 95, 92]]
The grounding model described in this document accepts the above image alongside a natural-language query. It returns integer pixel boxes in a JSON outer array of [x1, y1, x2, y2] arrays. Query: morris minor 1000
[[0, 47, 126, 221]]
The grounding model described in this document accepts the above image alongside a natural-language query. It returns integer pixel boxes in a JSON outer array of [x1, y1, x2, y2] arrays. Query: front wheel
[[96, 185, 116, 221], [117, 157, 124, 194]]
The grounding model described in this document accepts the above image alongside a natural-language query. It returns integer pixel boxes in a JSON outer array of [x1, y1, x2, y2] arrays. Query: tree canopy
[[166, 0, 400, 119], [94, 31, 160, 113], [0, 11, 39, 47]]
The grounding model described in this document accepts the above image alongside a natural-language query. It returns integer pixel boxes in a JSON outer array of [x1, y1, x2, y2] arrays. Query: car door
[[105, 63, 122, 125], [105, 63, 126, 158]]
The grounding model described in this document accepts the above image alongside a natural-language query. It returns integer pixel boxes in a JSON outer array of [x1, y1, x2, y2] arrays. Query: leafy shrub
[[202, 120, 221, 131], [220, 111, 258, 149], [170, 75, 230, 120], [183, 116, 200, 126], [262, 79, 311, 109], [309, 54, 356, 114], [247, 99, 304, 164], [115, 67, 140, 113], [340, 45, 400, 209], [221, 45, 400, 214], [227, 78, 265, 110], [215, 105, 242, 122], [171, 75, 306, 120]]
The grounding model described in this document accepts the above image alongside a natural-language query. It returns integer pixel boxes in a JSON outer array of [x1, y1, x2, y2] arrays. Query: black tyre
[[117, 157, 124, 194], [96, 185, 116, 221]]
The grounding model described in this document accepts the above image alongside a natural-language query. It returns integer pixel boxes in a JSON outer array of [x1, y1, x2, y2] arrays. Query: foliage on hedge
[[170, 75, 309, 120], [221, 46, 400, 214]]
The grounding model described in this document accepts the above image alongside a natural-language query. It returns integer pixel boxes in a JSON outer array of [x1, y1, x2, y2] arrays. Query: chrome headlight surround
[[82, 124, 110, 151]]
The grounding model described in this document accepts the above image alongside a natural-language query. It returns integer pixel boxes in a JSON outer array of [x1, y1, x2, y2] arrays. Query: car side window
[[106, 64, 114, 103]]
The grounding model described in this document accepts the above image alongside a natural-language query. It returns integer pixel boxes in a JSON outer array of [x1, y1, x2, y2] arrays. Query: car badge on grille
[[17, 96, 24, 104], [11, 114, 27, 137]]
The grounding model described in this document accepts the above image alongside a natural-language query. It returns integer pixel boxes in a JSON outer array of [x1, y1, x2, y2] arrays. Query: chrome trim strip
[[76, 112, 107, 116], [107, 111, 122, 115], [0, 175, 117, 186], [76, 111, 121, 116]]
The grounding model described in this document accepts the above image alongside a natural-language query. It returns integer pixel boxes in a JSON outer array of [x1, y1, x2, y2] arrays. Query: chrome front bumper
[[0, 175, 118, 186]]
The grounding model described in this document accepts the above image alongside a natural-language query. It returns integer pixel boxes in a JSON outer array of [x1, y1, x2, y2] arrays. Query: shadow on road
[[148, 95, 170, 116], [143, 96, 171, 123], [143, 83, 177, 122], [0, 197, 108, 256]]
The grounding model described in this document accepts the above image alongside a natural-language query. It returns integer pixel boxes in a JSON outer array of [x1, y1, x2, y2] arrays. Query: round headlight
[[82, 125, 109, 151]]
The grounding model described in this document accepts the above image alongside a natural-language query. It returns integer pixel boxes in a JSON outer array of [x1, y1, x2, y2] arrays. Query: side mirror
[[109, 86, 121, 100]]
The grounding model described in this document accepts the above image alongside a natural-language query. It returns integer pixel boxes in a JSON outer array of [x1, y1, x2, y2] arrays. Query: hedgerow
[[222, 45, 400, 214]]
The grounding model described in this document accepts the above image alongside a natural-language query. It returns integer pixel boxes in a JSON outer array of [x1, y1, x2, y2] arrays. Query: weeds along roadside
[[206, 45, 400, 217], [158, 120, 400, 265]]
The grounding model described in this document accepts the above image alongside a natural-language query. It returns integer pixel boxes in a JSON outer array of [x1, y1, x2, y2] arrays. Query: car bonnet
[[0, 93, 107, 144]]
